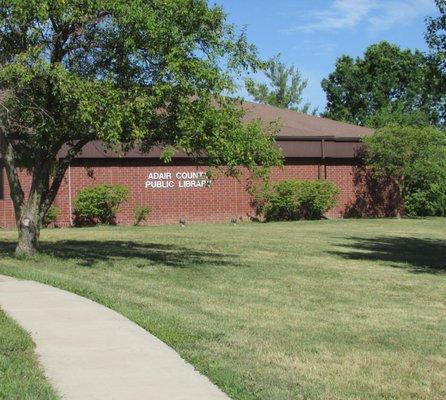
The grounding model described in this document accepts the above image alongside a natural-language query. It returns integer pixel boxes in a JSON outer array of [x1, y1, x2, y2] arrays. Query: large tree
[[321, 41, 442, 127], [245, 56, 316, 114], [0, 0, 282, 256]]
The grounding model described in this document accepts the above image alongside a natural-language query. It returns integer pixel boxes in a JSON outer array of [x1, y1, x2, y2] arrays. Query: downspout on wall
[[318, 138, 327, 180], [68, 165, 73, 226]]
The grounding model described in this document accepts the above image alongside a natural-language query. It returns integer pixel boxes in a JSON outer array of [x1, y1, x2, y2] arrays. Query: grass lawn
[[0, 309, 59, 400], [0, 218, 445, 399]]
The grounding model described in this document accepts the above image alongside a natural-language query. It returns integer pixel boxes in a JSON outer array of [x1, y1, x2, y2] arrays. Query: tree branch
[[0, 129, 25, 221], [40, 139, 89, 215]]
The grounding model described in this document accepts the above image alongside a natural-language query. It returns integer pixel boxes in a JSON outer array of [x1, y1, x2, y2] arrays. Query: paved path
[[0, 275, 230, 400]]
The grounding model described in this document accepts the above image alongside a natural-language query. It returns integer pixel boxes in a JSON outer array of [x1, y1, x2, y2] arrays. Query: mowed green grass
[[0, 219, 445, 400], [0, 310, 59, 400]]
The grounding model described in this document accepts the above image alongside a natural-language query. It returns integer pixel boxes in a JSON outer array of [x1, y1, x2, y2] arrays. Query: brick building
[[0, 102, 379, 228]]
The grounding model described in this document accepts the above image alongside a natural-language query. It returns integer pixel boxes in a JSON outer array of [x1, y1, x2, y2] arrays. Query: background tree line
[[247, 2, 444, 129]]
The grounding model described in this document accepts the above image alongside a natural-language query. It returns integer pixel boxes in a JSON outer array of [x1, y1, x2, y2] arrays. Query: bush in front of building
[[42, 206, 60, 228], [74, 184, 129, 226], [257, 179, 340, 221], [405, 182, 446, 217], [133, 206, 152, 226]]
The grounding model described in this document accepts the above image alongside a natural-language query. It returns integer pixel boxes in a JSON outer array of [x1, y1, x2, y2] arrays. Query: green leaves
[[0, 0, 278, 173], [245, 56, 315, 114], [425, 0, 446, 65], [174, 96, 282, 175], [255, 179, 340, 221], [322, 41, 443, 127], [364, 125, 446, 216], [74, 184, 130, 226]]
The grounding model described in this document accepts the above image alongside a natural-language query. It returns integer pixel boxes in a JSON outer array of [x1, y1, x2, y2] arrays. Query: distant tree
[[245, 56, 316, 114], [425, 0, 446, 126], [0, 0, 282, 256], [426, 0, 446, 71], [322, 41, 442, 127], [363, 125, 446, 217]]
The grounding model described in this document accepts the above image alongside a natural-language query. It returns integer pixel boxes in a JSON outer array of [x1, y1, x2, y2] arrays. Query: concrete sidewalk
[[0, 275, 230, 400]]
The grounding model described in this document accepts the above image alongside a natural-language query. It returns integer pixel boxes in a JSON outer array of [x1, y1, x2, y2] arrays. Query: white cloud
[[283, 0, 437, 33], [368, 0, 434, 30]]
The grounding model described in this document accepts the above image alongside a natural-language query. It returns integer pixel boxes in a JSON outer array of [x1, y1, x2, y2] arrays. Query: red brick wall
[[0, 160, 358, 228], [326, 164, 357, 217], [0, 168, 33, 228]]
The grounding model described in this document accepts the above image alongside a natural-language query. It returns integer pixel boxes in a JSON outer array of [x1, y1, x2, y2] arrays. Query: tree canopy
[[321, 41, 443, 127], [245, 56, 316, 114], [426, 0, 446, 72], [0, 0, 282, 255], [425, 0, 446, 127]]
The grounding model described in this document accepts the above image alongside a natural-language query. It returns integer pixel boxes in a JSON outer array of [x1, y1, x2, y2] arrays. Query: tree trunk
[[1, 134, 89, 256], [16, 215, 40, 257], [394, 178, 404, 219], [15, 195, 42, 257]]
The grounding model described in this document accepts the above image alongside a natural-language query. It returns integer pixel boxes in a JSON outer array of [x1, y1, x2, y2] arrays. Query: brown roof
[[242, 101, 373, 138], [3, 88, 372, 161], [0, 87, 373, 139], [2, 91, 371, 159]]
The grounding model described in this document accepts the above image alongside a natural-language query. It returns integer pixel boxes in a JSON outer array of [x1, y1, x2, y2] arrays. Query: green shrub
[[258, 179, 340, 221], [133, 206, 152, 226], [261, 180, 301, 221], [74, 184, 129, 226], [405, 182, 446, 217], [42, 206, 60, 227]]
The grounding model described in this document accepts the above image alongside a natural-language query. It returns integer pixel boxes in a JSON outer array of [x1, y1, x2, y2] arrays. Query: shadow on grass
[[0, 240, 236, 269], [332, 236, 446, 274]]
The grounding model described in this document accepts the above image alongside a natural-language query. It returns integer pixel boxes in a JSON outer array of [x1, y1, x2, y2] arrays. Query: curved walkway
[[0, 275, 229, 400]]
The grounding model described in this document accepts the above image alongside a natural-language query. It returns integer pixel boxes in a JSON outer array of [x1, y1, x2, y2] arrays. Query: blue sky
[[214, 0, 440, 111]]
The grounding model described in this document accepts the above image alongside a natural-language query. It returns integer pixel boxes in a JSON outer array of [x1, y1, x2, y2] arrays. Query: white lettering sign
[[145, 170, 212, 189]]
